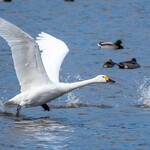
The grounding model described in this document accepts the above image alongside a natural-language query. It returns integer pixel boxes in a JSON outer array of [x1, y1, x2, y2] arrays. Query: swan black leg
[[16, 105, 21, 117], [41, 103, 50, 111]]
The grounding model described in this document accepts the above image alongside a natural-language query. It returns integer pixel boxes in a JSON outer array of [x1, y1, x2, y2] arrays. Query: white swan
[[0, 18, 115, 116]]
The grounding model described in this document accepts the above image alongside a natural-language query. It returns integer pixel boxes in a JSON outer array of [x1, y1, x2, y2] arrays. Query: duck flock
[[97, 40, 141, 69]]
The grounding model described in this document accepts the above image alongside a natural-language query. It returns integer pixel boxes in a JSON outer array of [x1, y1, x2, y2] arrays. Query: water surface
[[0, 0, 150, 149]]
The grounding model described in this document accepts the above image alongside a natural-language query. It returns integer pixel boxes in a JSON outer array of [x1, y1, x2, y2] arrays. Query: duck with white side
[[97, 40, 124, 50]]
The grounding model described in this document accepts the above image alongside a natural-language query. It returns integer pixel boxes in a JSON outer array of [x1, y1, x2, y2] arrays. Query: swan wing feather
[[36, 32, 69, 83], [0, 18, 51, 92]]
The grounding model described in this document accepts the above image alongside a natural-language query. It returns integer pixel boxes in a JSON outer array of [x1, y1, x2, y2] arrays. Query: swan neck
[[64, 78, 96, 92]]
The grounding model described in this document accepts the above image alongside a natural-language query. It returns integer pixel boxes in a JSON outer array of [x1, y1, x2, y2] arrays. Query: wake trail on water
[[0, 98, 17, 117]]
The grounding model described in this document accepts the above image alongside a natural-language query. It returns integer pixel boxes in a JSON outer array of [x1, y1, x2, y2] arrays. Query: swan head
[[94, 75, 115, 83]]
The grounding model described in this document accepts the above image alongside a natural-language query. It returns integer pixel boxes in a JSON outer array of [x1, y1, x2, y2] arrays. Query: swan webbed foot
[[16, 105, 21, 117], [41, 104, 50, 111]]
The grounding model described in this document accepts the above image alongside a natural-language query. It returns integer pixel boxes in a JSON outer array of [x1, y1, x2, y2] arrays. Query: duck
[[116, 58, 141, 69], [97, 40, 124, 50], [103, 59, 116, 68], [0, 18, 115, 116]]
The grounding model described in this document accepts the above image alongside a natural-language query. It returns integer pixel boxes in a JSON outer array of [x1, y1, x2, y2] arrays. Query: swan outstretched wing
[[36, 32, 69, 83], [0, 18, 51, 92]]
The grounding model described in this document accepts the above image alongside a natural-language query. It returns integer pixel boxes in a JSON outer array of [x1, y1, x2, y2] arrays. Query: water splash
[[66, 92, 81, 107], [0, 98, 5, 112], [137, 77, 150, 106], [74, 73, 82, 80], [60, 72, 82, 82], [60, 73, 83, 106], [0, 97, 16, 116]]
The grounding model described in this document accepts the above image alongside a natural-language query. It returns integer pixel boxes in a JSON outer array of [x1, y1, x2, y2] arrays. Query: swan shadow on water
[[0, 102, 67, 123], [0, 101, 113, 120], [0, 107, 33, 121]]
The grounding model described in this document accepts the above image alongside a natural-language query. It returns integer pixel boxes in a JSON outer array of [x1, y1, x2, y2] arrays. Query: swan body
[[4, 75, 111, 108], [97, 40, 124, 50], [5, 84, 66, 108], [0, 18, 115, 116]]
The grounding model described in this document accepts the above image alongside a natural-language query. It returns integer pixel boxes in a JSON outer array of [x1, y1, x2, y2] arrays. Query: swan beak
[[108, 78, 115, 83], [104, 76, 115, 83]]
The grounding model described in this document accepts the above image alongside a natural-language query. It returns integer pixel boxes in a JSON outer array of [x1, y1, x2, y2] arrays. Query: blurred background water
[[0, 0, 150, 149]]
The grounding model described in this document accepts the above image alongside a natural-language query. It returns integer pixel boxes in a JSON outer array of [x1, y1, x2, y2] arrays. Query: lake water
[[0, 0, 150, 149]]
